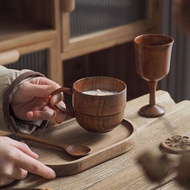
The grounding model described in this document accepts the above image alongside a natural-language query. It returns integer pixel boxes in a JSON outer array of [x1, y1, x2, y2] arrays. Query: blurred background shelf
[[0, 0, 161, 105]]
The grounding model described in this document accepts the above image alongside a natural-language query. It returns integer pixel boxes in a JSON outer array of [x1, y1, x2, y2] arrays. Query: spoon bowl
[[16, 132, 91, 158]]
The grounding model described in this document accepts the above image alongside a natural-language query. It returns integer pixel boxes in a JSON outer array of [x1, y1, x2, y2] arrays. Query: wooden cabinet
[[0, 0, 161, 99], [62, 0, 161, 100], [0, 0, 62, 84], [61, 0, 161, 60]]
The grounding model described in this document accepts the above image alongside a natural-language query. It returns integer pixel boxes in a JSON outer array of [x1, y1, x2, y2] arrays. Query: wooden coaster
[[161, 135, 190, 153]]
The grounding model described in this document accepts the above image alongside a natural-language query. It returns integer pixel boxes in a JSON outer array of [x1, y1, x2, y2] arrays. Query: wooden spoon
[[16, 132, 91, 158]]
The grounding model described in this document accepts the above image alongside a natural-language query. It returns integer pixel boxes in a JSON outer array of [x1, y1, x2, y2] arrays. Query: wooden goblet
[[134, 34, 174, 118]]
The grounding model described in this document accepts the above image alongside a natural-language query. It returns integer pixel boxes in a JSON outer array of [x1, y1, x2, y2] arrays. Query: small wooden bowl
[[73, 76, 127, 133]]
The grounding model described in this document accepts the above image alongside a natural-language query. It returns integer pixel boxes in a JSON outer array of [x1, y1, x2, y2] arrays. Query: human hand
[[11, 77, 66, 124], [0, 136, 56, 186]]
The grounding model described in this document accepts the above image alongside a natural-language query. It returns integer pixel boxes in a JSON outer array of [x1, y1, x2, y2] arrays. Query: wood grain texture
[[0, 0, 63, 85], [20, 119, 135, 176], [61, 0, 162, 59], [4, 90, 189, 190], [134, 34, 174, 118], [0, 0, 161, 93]]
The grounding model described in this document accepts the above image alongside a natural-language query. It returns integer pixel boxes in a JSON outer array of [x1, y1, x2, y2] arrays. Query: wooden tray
[[25, 118, 136, 176]]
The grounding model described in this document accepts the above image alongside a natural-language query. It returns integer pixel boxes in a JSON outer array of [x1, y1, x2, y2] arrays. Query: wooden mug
[[50, 76, 127, 133]]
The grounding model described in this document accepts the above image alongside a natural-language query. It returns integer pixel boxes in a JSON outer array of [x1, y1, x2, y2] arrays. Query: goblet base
[[138, 104, 165, 118]]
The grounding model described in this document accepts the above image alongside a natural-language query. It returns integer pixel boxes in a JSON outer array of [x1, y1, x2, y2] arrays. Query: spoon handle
[[16, 132, 66, 150]]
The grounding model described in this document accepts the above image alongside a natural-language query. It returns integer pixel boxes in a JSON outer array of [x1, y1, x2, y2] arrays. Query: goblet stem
[[138, 80, 165, 118], [149, 81, 157, 106]]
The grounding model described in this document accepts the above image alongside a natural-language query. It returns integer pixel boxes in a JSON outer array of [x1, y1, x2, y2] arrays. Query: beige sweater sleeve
[[0, 65, 48, 133]]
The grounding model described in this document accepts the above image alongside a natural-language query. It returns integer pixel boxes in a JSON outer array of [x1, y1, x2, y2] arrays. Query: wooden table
[[2, 90, 190, 190]]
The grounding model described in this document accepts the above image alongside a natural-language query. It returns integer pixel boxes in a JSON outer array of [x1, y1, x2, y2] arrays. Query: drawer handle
[[0, 50, 20, 65]]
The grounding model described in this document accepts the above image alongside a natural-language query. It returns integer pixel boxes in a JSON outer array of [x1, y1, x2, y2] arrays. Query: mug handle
[[49, 87, 75, 117]]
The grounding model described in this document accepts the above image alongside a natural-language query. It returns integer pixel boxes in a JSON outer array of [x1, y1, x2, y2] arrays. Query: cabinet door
[[61, 0, 161, 60]]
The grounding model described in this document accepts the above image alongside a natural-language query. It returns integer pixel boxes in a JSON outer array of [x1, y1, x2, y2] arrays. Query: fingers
[[20, 77, 61, 97], [27, 109, 66, 124], [49, 93, 63, 106], [27, 110, 54, 121], [0, 156, 55, 185], [0, 138, 56, 181], [14, 152, 56, 179], [2, 137, 39, 159], [11, 140, 39, 159], [14, 141, 55, 179], [0, 164, 27, 180], [27, 101, 66, 123], [26, 105, 56, 121], [0, 176, 15, 187], [15, 76, 67, 123], [21, 82, 61, 98], [0, 161, 27, 186], [29, 77, 60, 87], [54, 110, 66, 124]]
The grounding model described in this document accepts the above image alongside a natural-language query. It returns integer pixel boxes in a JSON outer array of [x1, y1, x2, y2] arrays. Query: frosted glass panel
[[70, 0, 148, 37], [6, 50, 48, 76]]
